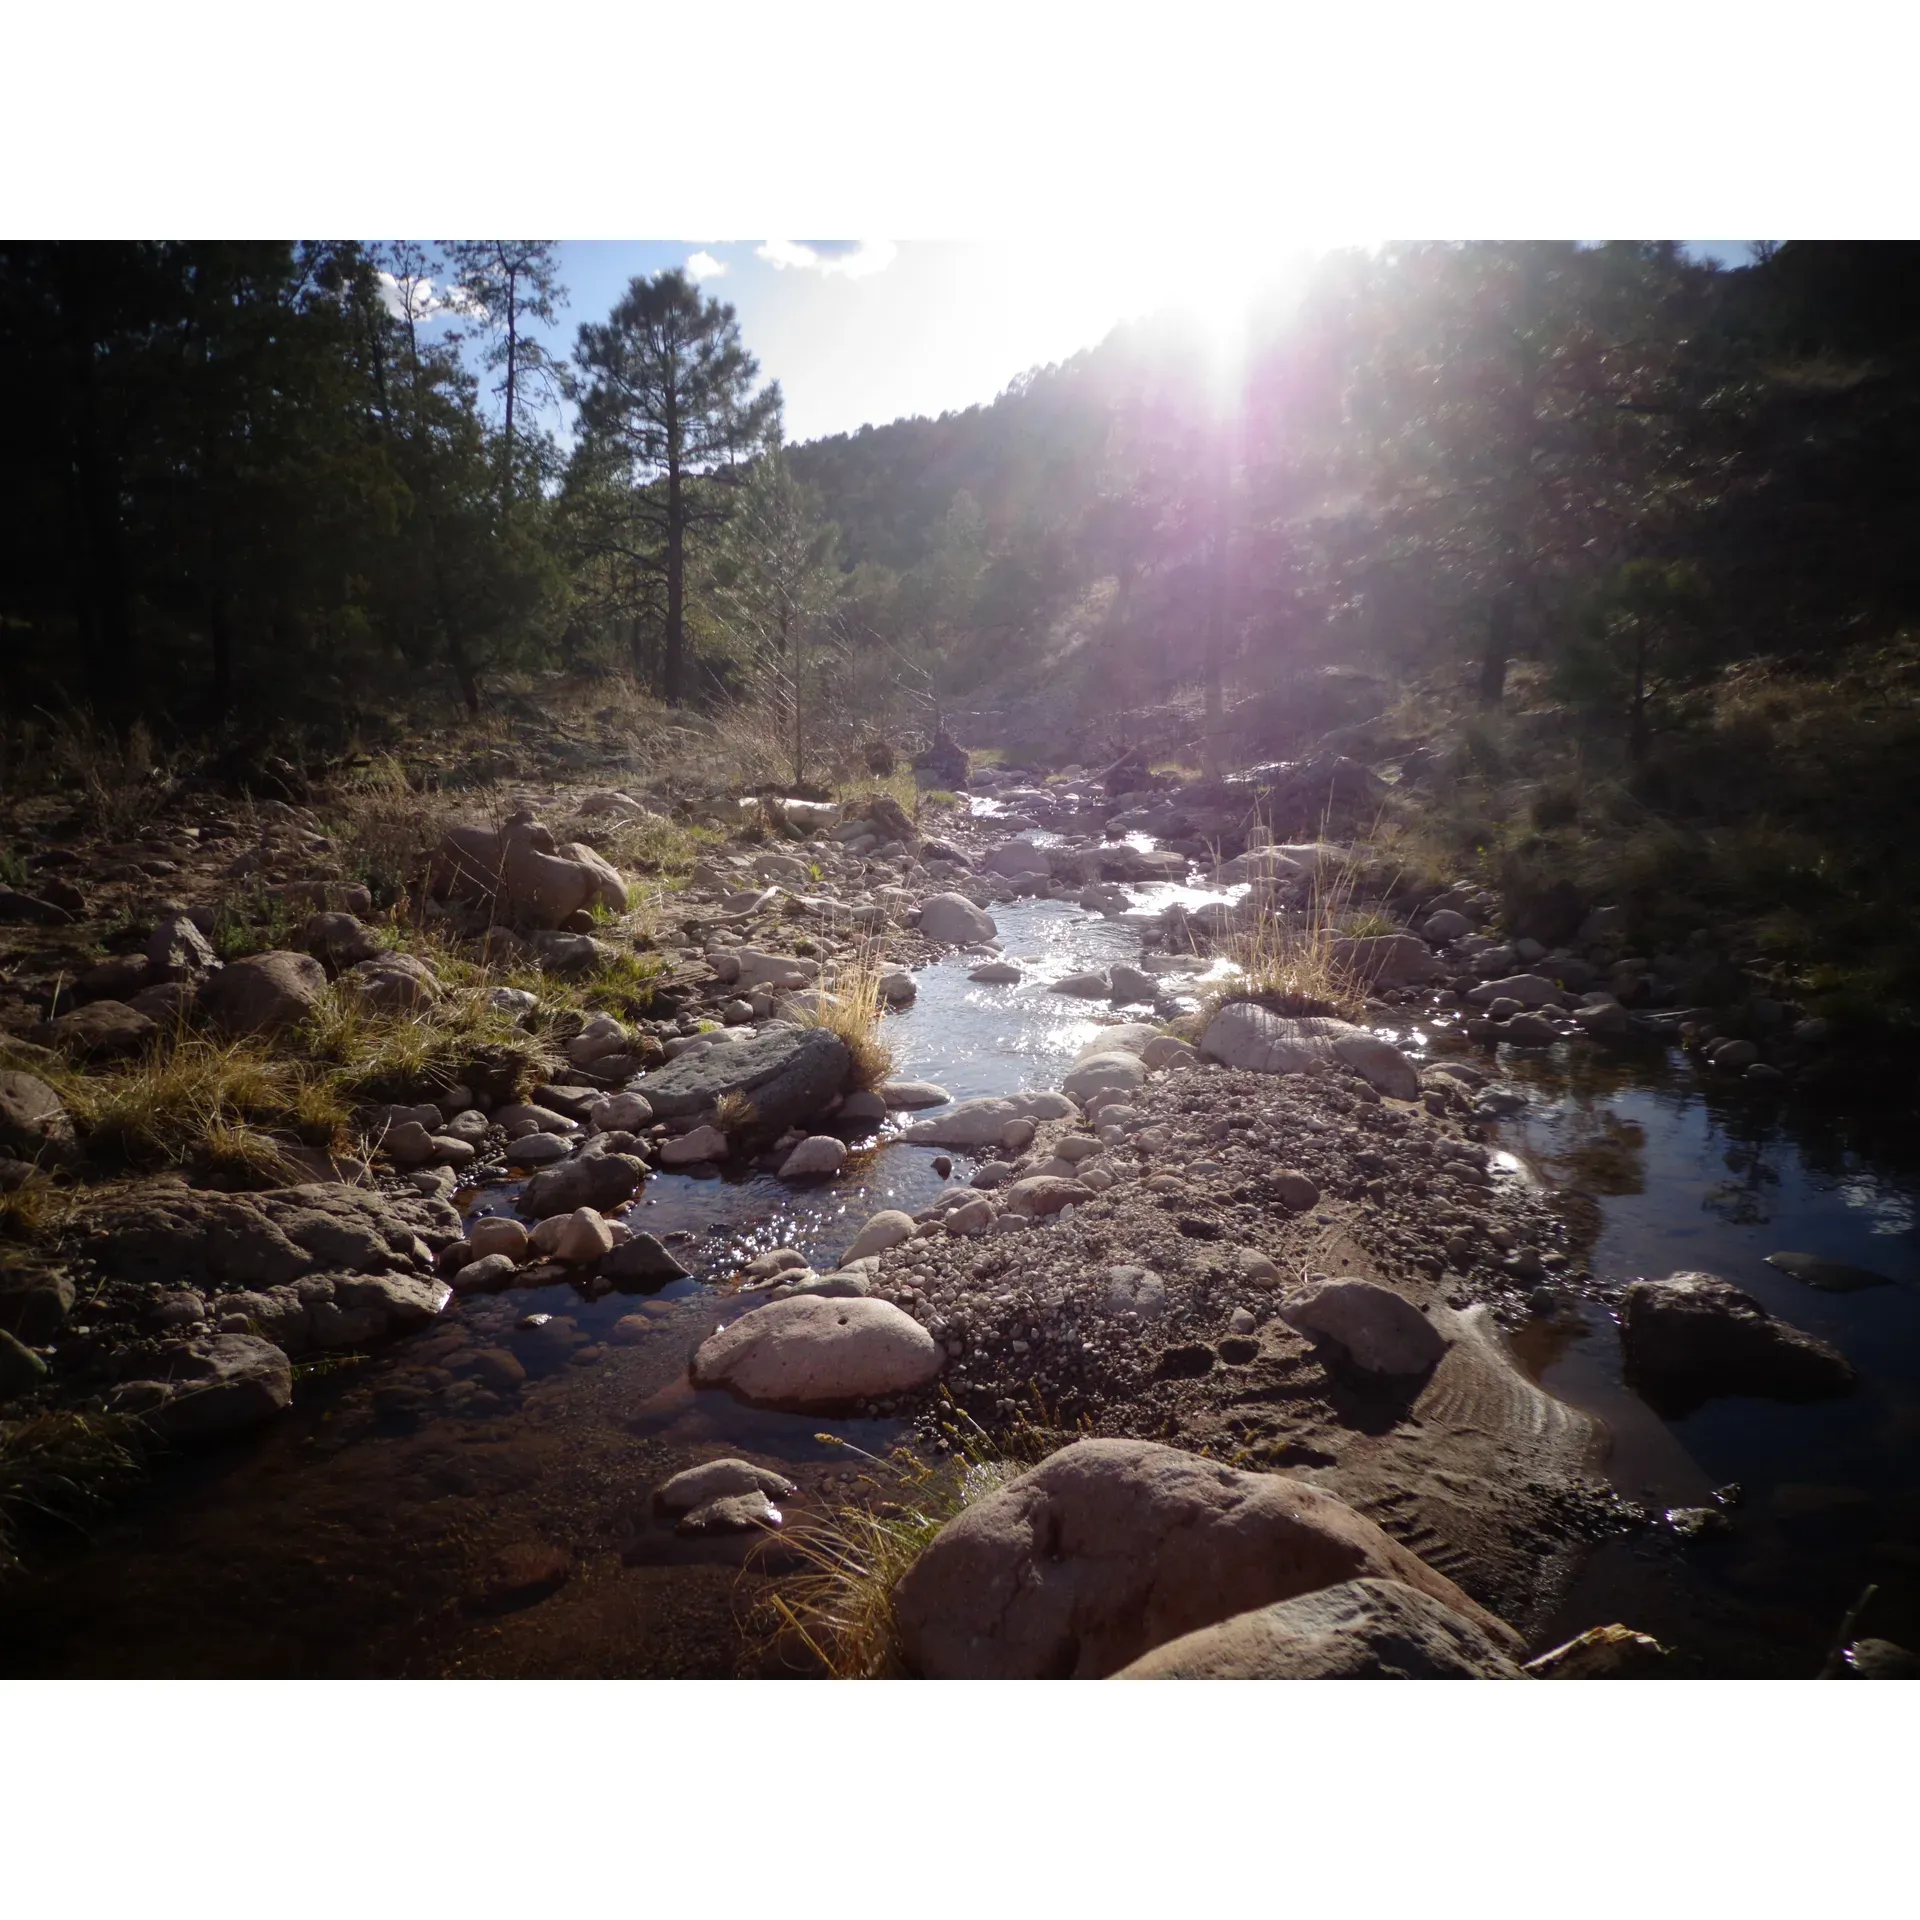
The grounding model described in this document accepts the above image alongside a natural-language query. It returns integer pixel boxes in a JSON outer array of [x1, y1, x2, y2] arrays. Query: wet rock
[[1466, 973, 1561, 1009], [1501, 1013, 1559, 1048], [879, 1081, 952, 1110], [1620, 1271, 1857, 1412], [505, 1132, 571, 1168], [602, 1234, 691, 1283], [838, 1090, 887, 1125], [634, 1026, 851, 1137], [918, 893, 997, 944], [900, 1092, 1076, 1148], [0, 1071, 74, 1163], [779, 1135, 848, 1179], [969, 962, 1023, 984], [587, 1092, 655, 1132], [479, 1542, 574, 1609], [199, 950, 327, 1037], [982, 839, 1053, 878], [1199, 1003, 1418, 1100], [1573, 998, 1634, 1039], [1525, 1625, 1676, 1679], [468, 1217, 529, 1263], [878, 971, 916, 1007], [1050, 970, 1112, 999], [691, 1295, 942, 1408], [659, 1126, 728, 1167], [111, 1334, 293, 1436], [1108, 964, 1158, 1005], [845, 1209, 916, 1261], [554, 1207, 615, 1263], [677, 1490, 784, 1534], [893, 1438, 1519, 1679], [520, 1152, 646, 1219], [656, 1457, 799, 1512], [452, 1252, 518, 1293], [1115, 1577, 1525, 1679], [1764, 1252, 1895, 1294]]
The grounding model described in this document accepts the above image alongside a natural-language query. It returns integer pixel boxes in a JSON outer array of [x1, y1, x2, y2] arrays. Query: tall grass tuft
[[789, 942, 896, 1091], [0, 1409, 147, 1578]]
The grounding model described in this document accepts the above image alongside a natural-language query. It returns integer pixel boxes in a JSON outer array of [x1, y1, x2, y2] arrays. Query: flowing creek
[[1, 824, 1916, 1676]]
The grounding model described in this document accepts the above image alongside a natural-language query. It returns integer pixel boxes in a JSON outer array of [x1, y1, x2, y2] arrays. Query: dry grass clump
[[759, 1439, 1017, 1679], [1211, 831, 1366, 1022], [0, 1171, 81, 1242], [326, 786, 459, 907], [790, 946, 895, 1091], [32, 708, 177, 840], [759, 1405, 1068, 1678], [0, 1409, 147, 1578], [56, 1035, 346, 1171], [296, 977, 538, 1105]]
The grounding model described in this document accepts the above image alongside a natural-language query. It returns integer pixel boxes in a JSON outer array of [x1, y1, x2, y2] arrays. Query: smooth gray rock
[[918, 893, 997, 944], [633, 1026, 851, 1136], [601, 1232, 691, 1283], [1279, 1278, 1447, 1377], [112, 1334, 293, 1436], [900, 1092, 1077, 1147], [1199, 1002, 1419, 1100], [691, 1295, 942, 1408]]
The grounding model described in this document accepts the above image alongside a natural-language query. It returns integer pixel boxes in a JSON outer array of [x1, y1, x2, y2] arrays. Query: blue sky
[[400, 239, 1758, 451]]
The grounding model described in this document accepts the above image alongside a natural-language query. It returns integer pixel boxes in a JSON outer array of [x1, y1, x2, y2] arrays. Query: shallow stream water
[[1, 839, 1916, 1676]]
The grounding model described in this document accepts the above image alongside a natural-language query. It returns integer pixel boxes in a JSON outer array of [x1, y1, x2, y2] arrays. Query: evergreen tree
[[570, 269, 782, 705]]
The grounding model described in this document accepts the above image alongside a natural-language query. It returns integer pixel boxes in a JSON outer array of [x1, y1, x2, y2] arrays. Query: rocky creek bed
[[1, 760, 1915, 1678]]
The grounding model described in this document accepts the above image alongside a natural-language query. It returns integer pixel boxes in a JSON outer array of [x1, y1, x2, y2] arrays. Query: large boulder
[[1279, 1278, 1448, 1376], [199, 950, 328, 1037], [79, 1182, 459, 1300], [632, 1026, 851, 1137], [918, 893, 997, 945], [981, 840, 1053, 878], [1199, 1002, 1418, 1100], [345, 952, 441, 1013], [1114, 1578, 1525, 1679], [0, 1071, 74, 1163], [1620, 1271, 1857, 1414], [894, 1439, 1517, 1679], [519, 1152, 647, 1220], [110, 1334, 293, 1437], [428, 814, 627, 928], [691, 1295, 943, 1408], [899, 1092, 1077, 1147]]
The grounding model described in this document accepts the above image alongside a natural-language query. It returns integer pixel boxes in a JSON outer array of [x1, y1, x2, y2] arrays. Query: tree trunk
[[664, 461, 685, 707], [501, 273, 517, 516], [209, 589, 234, 724], [1478, 592, 1515, 708]]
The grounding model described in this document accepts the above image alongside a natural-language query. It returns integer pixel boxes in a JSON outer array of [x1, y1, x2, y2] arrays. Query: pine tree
[[571, 269, 782, 705]]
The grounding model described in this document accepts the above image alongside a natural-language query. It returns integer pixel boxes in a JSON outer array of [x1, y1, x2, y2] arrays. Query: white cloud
[[755, 239, 898, 280], [686, 249, 729, 281], [373, 271, 482, 324]]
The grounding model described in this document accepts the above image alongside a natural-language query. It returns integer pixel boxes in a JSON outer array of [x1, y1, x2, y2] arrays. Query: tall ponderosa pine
[[571, 269, 781, 704], [444, 241, 566, 513]]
